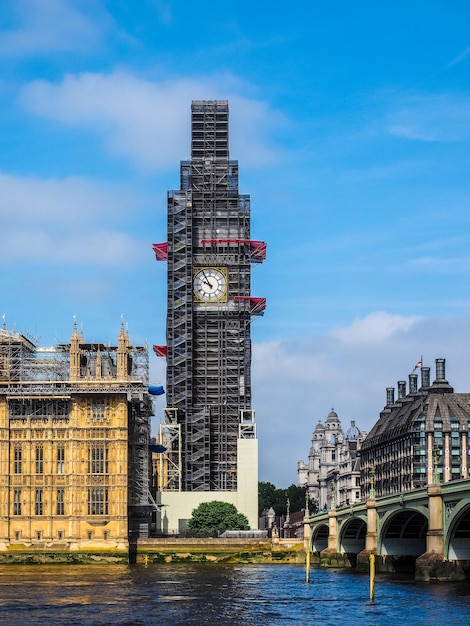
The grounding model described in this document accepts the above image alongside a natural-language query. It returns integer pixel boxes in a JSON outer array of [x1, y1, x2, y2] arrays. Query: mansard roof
[[362, 359, 470, 450]]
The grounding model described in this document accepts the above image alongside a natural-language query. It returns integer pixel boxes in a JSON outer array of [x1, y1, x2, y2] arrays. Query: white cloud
[[0, 171, 146, 266], [330, 311, 422, 345], [20, 71, 285, 171], [386, 94, 470, 142], [0, 172, 132, 224], [253, 311, 470, 487], [4, 229, 142, 266], [0, 0, 104, 56]]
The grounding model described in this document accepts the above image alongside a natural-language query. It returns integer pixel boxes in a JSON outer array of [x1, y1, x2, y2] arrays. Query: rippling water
[[1, 564, 470, 625]]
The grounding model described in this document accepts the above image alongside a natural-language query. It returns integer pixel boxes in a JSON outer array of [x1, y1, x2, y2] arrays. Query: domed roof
[[326, 408, 339, 422], [345, 420, 361, 441], [314, 420, 324, 432]]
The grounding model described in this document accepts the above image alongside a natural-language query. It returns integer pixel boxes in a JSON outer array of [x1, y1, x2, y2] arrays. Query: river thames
[[1, 564, 470, 625]]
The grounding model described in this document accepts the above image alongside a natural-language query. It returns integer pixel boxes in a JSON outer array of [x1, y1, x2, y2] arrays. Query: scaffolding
[[0, 327, 68, 382], [0, 323, 155, 536], [155, 100, 266, 492], [0, 327, 150, 399]]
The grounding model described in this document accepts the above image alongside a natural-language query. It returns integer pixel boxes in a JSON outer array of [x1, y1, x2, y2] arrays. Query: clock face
[[193, 268, 227, 302]]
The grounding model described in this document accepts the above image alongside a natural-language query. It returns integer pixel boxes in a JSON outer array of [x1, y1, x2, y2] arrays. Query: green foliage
[[187, 501, 250, 535], [258, 481, 317, 517]]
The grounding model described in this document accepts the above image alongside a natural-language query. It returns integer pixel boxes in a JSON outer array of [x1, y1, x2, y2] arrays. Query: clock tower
[[153, 101, 266, 528]]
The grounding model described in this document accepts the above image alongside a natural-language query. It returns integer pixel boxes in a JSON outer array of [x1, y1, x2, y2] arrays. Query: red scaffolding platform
[[153, 345, 167, 357], [152, 243, 168, 261], [201, 239, 267, 262], [234, 296, 267, 315]]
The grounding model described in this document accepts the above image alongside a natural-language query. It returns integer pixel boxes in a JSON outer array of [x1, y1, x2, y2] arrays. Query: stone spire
[[69, 317, 81, 381], [117, 319, 129, 379]]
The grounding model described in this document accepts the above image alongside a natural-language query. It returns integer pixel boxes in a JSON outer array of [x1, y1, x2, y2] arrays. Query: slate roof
[[362, 376, 470, 450]]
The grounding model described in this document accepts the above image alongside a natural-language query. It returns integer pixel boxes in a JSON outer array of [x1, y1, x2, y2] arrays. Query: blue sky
[[2, 1, 470, 488]]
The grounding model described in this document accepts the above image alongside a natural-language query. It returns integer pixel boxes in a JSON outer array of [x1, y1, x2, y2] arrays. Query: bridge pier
[[416, 484, 466, 581], [357, 496, 378, 572], [308, 479, 470, 581], [316, 506, 354, 567], [318, 508, 338, 564], [317, 507, 344, 566]]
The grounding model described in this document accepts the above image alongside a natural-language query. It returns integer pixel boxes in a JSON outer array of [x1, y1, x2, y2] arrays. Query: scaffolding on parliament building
[[0, 320, 155, 535], [153, 100, 265, 493]]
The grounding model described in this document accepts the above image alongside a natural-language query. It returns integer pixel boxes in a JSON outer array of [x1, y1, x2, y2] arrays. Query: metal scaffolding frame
[[0, 324, 154, 535], [160, 100, 265, 492], [0, 327, 68, 382]]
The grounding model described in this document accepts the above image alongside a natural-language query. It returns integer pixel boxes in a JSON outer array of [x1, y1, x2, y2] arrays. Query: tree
[[258, 481, 278, 516], [187, 501, 250, 535], [258, 482, 317, 517]]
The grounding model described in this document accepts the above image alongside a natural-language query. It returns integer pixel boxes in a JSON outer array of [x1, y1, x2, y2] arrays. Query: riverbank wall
[[0, 538, 306, 565], [136, 538, 306, 564], [0, 542, 129, 565]]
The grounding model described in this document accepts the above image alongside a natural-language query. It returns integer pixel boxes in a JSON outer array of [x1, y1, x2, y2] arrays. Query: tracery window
[[88, 445, 109, 474], [35, 489, 43, 515], [88, 488, 108, 515], [56, 489, 65, 515], [14, 446, 22, 474], [92, 398, 105, 420], [35, 445, 44, 474], [57, 446, 65, 474], [13, 489, 21, 515]]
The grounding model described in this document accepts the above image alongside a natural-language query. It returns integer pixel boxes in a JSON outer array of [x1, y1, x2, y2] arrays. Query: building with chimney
[[360, 358, 470, 498]]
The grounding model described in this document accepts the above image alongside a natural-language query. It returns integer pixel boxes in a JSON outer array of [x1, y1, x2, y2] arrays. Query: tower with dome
[[298, 409, 367, 510]]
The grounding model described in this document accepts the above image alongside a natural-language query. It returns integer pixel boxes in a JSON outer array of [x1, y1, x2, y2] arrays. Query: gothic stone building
[[0, 322, 152, 559], [298, 409, 367, 510]]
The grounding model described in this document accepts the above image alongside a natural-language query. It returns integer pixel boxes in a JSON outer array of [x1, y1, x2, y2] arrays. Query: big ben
[[153, 101, 266, 529]]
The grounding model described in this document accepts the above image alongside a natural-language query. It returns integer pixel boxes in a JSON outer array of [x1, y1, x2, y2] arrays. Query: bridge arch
[[446, 502, 470, 560], [379, 508, 428, 557], [311, 523, 329, 553], [338, 516, 367, 566]]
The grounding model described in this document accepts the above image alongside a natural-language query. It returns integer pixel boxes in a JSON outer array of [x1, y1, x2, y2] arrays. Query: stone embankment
[[136, 538, 306, 564]]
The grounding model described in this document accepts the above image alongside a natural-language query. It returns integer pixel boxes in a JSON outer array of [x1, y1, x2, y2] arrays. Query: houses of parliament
[[0, 320, 152, 560]]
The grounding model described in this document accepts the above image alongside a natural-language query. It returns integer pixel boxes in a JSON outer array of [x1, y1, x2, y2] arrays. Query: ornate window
[[13, 489, 21, 515], [56, 489, 65, 515], [88, 488, 108, 515], [88, 445, 109, 474], [92, 398, 105, 421], [35, 445, 44, 474], [14, 446, 22, 474], [35, 489, 43, 515], [57, 446, 65, 474]]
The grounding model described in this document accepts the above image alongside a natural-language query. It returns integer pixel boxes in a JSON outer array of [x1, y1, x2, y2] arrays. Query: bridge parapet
[[306, 478, 470, 581]]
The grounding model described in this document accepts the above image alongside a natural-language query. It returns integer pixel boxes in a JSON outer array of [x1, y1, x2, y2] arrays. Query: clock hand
[[201, 271, 213, 288]]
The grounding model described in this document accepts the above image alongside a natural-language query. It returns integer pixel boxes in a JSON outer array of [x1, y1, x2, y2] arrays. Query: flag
[[413, 357, 423, 372]]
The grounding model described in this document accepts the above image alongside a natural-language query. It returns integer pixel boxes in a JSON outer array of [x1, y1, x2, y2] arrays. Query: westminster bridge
[[305, 478, 470, 581]]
